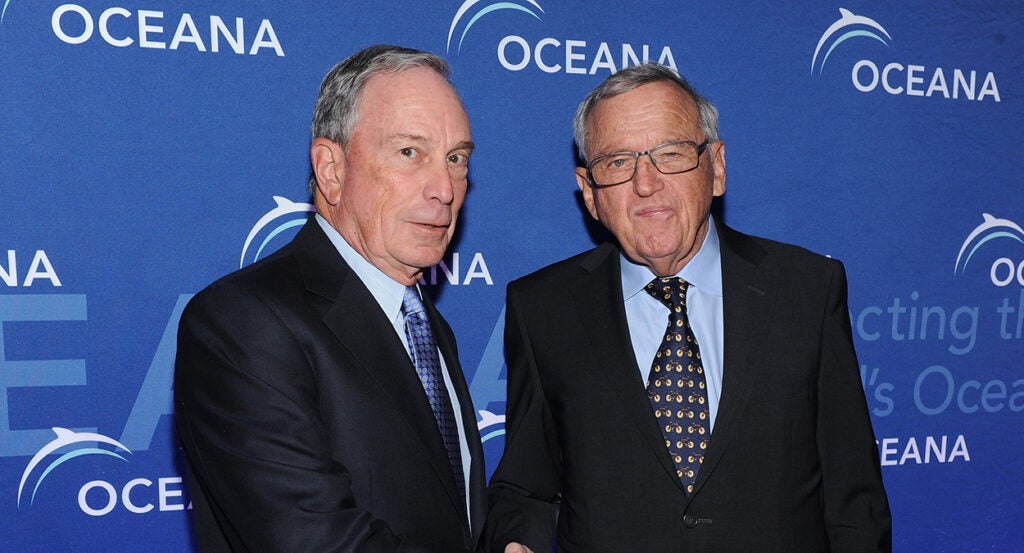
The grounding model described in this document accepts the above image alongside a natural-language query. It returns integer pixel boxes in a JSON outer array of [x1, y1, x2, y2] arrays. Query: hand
[[504, 543, 534, 553]]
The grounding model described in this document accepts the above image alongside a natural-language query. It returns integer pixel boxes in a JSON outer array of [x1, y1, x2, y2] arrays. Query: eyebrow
[[388, 133, 474, 154], [452, 140, 475, 154], [593, 138, 694, 158]]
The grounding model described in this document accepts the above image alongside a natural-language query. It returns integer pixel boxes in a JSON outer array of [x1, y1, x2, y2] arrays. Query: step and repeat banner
[[1, 1, 1021, 551]]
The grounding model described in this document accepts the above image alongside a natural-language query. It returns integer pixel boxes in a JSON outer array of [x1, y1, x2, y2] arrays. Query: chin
[[404, 249, 447, 270], [635, 240, 681, 260]]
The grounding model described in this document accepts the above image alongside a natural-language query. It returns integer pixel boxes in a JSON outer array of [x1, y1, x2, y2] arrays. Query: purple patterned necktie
[[402, 286, 467, 513], [644, 277, 710, 495]]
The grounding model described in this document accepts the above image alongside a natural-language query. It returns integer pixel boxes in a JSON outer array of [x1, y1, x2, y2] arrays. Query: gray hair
[[308, 44, 452, 191], [573, 63, 720, 163]]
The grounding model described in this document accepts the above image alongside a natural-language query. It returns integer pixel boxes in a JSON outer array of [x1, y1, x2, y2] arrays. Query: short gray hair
[[573, 63, 720, 163], [308, 44, 452, 191]]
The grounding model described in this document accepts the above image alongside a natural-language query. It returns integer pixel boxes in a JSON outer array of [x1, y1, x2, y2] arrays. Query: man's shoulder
[[182, 235, 322, 329], [720, 223, 842, 274], [190, 219, 337, 307], [201, 244, 302, 299], [510, 242, 617, 291]]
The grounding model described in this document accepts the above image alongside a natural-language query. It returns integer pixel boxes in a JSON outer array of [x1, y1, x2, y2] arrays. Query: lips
[[634, 205, 673, 218], [411, 217, 450, 227], [406, 204, 454, 236], [406, 208, 451, 227], [409, 219, 451, 235]]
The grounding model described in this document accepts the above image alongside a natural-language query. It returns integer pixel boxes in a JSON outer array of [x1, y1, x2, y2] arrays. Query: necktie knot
[[644, 277, 689, 311], [402, 286, 426, 318]]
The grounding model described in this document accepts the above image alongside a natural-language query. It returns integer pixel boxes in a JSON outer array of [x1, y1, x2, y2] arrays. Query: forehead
[[587, 81, 700, 153], [354, 67, 468, 137]]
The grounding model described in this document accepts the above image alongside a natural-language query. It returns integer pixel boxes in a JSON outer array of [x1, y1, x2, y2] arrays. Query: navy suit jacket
[[485, 220, 891, 553], [175, 219, 485, 552]]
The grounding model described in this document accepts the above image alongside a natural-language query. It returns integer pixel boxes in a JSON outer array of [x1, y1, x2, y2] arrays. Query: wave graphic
[[477, 409, 506, 443], [811, 8, 891, 75], [447, 0, 544, 53], [239, 196, 316, 268], [18, 428, 132, 508], [954, 213, 1024, 275]]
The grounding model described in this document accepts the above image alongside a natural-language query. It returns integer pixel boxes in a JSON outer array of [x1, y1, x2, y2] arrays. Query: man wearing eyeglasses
[[484, 64, 891, 553]]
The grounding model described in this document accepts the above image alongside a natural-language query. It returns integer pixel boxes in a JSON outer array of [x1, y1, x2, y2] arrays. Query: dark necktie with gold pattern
[[644, 277, 710, 494]]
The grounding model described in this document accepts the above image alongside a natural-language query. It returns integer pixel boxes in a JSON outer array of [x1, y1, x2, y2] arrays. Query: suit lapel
[[569, 243, 688, 492], [292, 221, 471, 534], [689, 221, 774, 497]]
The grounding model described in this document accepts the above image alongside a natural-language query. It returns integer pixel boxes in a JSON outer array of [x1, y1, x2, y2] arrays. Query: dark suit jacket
[[485, 220, 891, 553], [175, 219, 485, 552]]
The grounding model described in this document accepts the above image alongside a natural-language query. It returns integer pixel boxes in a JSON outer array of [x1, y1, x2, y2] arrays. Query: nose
[[632, 153, 664, 197], [424, 159, 456, 205]]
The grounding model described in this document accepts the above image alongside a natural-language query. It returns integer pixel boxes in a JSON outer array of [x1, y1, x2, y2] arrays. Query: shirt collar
[[620, 214, 723, 300], [315, 214, 407, 322]]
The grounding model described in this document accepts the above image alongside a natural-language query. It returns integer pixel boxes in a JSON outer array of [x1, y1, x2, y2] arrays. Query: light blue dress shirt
[[621, 216, 724, 432], [315, 215, 473, 523]]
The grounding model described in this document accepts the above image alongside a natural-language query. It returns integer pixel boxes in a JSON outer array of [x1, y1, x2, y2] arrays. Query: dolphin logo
[[954, 213, 1024, 275], [476, 409, 506, 444], [239, 196, 316, 268], [447, 0, 545, 54], [18, 428, 133, 509], [811, 8, 891, 75]]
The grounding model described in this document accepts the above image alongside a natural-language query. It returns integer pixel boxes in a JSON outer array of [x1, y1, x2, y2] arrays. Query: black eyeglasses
[[586, 140, 710, 188]]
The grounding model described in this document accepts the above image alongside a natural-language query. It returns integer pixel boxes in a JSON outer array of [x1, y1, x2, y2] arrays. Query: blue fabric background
[[2, 1, 1021, 550]]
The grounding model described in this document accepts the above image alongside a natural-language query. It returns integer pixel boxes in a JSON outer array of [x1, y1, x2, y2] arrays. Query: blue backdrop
[[2, 1, 1021, 551]]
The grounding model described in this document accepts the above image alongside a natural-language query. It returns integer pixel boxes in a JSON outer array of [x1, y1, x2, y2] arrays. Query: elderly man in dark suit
[[174, 44, 484, 552], [485, 64, 891, 553]]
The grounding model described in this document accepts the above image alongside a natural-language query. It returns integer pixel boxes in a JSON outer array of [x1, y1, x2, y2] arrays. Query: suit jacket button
[[682, 514, 698, 528]]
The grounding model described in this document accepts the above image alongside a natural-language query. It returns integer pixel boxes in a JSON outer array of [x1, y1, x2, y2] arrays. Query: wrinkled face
[[576, 81, 726, 277], [319, 67, 473, 284]]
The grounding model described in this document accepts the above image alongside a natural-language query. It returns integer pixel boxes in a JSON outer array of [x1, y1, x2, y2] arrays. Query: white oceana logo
[[811, 7, 1000, 102], [811, 8, 890, 75], [18, 428, 132, 509], [48, 3, 284, 55], [954, 213, 1024, 287], [447, 0, 677, 75], [447, 0, 544, 54], [239, 196, 315, 268]]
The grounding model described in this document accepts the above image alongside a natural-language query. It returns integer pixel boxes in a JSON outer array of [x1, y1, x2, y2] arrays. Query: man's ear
[[310, 138, 345, 205], [576, 167, 599, 220], [711, 140, 726, 198]]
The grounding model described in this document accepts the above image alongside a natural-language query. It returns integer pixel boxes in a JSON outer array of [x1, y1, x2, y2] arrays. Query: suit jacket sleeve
[[483, 282, 559, 553], [817, 260, 893, 551], [174, 281, 474, 553]]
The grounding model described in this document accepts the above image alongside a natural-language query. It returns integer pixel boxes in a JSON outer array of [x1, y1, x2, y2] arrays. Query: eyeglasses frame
[[585, 139, 711, 188]]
